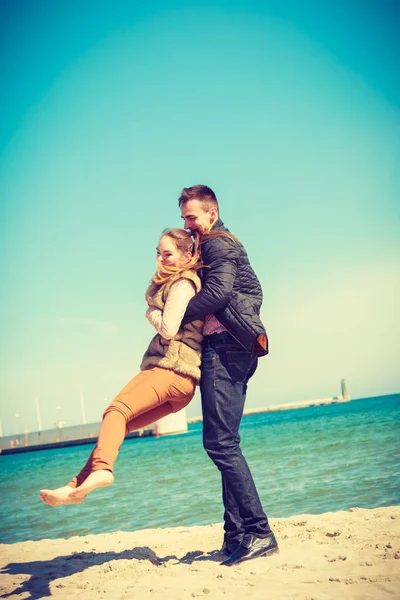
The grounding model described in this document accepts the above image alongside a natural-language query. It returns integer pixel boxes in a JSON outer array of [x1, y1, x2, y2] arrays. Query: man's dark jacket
[[182, 219, 268, 357]]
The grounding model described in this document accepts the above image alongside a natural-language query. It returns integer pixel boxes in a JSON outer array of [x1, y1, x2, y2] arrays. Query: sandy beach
[[1, 506, 399, 599]]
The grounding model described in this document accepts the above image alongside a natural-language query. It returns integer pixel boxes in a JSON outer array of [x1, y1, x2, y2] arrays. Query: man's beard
[[190, 225, 205, 235]]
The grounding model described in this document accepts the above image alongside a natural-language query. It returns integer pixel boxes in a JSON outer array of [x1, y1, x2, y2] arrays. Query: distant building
[[156, 408, 188, 435]]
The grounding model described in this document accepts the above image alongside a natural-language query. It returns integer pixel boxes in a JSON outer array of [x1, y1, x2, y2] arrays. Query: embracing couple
[[40, 185, 278, 566]]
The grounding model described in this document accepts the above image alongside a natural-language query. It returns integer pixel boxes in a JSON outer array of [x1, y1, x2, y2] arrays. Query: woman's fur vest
[[140, 270, 203, 381]]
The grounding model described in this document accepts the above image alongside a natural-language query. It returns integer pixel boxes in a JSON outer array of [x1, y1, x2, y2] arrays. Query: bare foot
[[70, 470, 114, 499], [39, 485, 86, 507]]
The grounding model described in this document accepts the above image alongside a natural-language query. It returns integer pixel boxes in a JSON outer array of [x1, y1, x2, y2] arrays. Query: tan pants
[[69, 367, 195, 487]]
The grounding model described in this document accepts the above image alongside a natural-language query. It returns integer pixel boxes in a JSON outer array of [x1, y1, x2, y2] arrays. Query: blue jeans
[[200, 332, 271, 544]]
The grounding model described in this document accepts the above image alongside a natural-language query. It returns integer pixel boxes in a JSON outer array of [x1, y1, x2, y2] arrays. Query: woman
[[40, 228, 203, 506]]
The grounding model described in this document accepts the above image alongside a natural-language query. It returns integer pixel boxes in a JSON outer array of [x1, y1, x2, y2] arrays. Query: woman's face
[[156, 236, 188, 268]]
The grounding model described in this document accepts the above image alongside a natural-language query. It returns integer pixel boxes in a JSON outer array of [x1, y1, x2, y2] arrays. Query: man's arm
[[181, 237, 239, 325]]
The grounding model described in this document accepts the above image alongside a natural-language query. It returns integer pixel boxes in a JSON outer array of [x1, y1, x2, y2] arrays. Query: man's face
[[181, 199, 217, 234]]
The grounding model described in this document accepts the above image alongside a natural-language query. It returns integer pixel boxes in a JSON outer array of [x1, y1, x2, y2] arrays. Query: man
[[179, 185, 278, 566]]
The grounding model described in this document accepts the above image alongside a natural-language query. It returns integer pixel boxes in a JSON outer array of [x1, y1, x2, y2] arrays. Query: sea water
[[0, 394, 399, 544]]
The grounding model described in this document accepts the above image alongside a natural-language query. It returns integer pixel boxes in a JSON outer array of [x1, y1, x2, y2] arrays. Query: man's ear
[[209, 207, 218, 222]]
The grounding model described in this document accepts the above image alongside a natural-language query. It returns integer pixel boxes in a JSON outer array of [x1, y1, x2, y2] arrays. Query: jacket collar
[[211, 217, 226, 231]]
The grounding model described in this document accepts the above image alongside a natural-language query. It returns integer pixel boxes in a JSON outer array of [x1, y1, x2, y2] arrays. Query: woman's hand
[[146, 306, 162, 320]]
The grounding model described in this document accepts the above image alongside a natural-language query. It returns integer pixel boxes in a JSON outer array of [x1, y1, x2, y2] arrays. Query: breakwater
[[0, 422, 154, 455], [187, 394, 350, 423], [0, 395, 350, 454]]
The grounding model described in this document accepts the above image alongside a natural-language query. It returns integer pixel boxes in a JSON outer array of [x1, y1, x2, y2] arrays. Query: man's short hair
[[178, 185, 219, 212]]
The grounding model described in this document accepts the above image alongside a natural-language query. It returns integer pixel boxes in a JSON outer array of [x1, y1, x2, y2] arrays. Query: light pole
[[55, 406, 63, 428], [35, 397, 42, 432], [80, 389, 86, 424]]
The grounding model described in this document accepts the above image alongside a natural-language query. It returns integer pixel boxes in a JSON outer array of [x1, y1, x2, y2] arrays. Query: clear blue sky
[[0, 0, 399, 434]]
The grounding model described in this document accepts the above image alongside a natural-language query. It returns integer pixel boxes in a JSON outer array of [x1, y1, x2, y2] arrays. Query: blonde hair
[[152, 228, 202, 285], [200, 229, 239, 245]]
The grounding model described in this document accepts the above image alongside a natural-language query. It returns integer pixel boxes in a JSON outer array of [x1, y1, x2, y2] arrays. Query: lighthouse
[[341, 378, 350, 401]]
